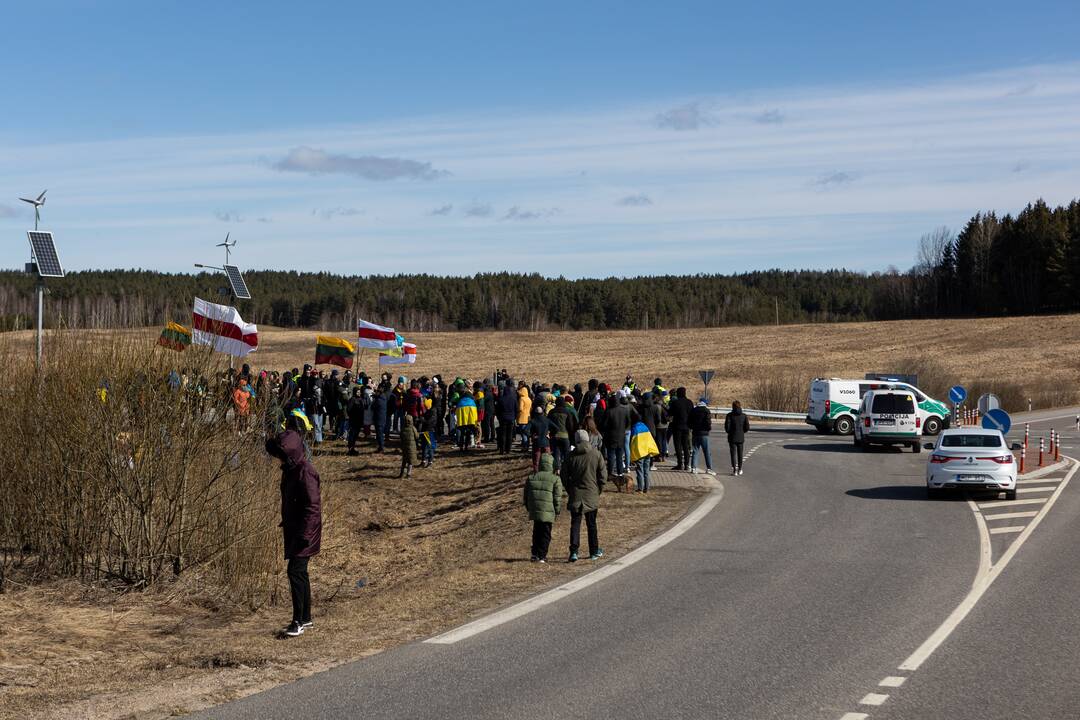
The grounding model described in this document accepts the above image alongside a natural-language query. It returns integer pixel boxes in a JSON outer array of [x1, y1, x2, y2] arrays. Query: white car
[[925, 428, 1017, 500]]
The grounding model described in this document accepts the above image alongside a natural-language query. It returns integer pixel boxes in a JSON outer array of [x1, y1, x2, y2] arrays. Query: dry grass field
[[2, 313, 1079, 719], [0, 441, 701, 720], [11, 313, 1079, 409]]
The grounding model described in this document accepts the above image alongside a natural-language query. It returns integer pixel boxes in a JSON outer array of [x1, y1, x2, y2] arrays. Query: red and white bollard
[[1039, 437, 1045, 467], [1025, 423, 1030, 449], [1055, 430, 1061, 462], [1020, 446, 1026, 474], [1050, 429, 1056, 456]]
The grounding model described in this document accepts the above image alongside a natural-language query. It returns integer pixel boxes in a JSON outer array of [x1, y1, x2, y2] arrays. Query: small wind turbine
[[216, 232, 236, 265], [19, 190, 47, 230]]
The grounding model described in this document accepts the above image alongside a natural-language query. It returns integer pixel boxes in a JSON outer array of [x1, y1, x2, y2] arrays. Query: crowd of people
[[238, 363, 752, 637]]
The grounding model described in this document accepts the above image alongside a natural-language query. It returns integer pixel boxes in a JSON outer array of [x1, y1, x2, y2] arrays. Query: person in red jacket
[[266, 410, 322, 638]]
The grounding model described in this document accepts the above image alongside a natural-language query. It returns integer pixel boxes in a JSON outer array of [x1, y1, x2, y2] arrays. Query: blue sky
[[2, 1, 1079, 276]]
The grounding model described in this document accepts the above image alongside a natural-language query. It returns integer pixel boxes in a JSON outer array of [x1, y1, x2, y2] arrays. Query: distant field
[[4, 314, 1079, 409]]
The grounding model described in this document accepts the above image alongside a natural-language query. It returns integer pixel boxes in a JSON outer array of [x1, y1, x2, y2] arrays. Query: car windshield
[[871, 394, 915, 414], [941, 434, 1003, 448]]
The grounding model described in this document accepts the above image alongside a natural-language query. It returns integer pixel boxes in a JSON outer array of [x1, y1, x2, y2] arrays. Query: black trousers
[[551, 437, 571, 471], [531, 520, 553, 559], [673, 428, 691, 468], [496, 420, 515, 453], [729, 441, 744, 470], [569, 509, 599, 556], [287, 557, 312, 624], [483, 414, 496, 442]]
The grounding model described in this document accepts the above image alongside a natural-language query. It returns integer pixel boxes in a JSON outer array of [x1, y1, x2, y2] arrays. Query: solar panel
[[223, 264, 252, 300], [27, 231, 64, 278]]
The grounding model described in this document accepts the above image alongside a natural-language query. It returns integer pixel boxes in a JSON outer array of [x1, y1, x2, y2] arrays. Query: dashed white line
[[1016, 477, 1064, 484], [839, 713, 869, 720], [988, 525, 1026, 535], [1015, 486, 1057, 494], [879, 676, 906, 687], [982, 511, 1039, 520], [859, 693, 889, 706], [978, 497, 1047, 509]]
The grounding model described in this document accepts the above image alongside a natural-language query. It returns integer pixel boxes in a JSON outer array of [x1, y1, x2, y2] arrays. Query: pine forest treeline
[[1, 197, 1078, 332]]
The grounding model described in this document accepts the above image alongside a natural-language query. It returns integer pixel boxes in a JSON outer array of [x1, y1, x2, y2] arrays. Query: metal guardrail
[[708, 406, 805, 421]]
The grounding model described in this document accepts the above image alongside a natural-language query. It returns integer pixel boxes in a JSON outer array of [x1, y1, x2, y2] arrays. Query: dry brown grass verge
[[0, 437, 702, 720]]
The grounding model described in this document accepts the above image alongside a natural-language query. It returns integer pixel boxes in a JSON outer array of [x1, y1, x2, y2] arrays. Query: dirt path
[[0, 436, 702, 720]]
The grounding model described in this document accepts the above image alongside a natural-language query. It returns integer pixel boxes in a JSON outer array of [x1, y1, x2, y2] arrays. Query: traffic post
[[1055, 430, 1060, 462], [1020, 445, 1026, 474], [1025, 423, 1030, 449], [1050, 429, 1055, 456], [1039, 437, 1045, 467], [699, 370, 715, 405]]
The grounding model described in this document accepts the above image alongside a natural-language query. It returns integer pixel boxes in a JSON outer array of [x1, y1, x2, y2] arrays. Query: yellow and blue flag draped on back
[[629, 422, 659, 462]]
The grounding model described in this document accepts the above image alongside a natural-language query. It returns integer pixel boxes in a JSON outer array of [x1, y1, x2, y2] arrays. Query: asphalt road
[[194, 410, 1080, 720]]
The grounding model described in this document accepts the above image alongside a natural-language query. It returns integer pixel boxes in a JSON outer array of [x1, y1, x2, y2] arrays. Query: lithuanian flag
[[315, 335, 356, 369], [157, 322, 192, 352]]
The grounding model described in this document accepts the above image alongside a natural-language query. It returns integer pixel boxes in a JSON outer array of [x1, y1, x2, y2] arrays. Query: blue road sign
[[982, 408, 1012, 435], [949, 385, 967, 404]]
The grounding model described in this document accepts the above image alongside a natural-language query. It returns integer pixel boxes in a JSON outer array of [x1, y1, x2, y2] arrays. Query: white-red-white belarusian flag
[[192, 297, 259, 358], [378, 342, 416, 365], [357, 319, 397, 350]]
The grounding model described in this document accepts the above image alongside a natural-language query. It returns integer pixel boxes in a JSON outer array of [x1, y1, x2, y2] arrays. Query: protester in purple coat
[[266, 411, 322, 637]]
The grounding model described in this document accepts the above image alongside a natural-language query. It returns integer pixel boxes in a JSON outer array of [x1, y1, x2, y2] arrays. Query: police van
[[853, 389, 922, 452], [805, 378, 950, 436]]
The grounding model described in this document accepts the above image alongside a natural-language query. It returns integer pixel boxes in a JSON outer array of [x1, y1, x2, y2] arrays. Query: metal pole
[[35, 280, 43, 368]]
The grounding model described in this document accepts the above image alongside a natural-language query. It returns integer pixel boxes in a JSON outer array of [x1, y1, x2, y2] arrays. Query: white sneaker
[[691, 467, 699, 474], [705, 469, 716, 476], [731, 468, 738, 476], [737, 468, 744, 476]]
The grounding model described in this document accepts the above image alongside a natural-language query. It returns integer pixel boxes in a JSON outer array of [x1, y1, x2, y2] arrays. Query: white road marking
[[1016, 477, 1063, 484], [898, 459, 1076, 672], [981, 511, 1039, 520], [839, 714, 868, 720], [978, 497, 1046, 509], [859, 693, 889, 706], [425, 483, 725, 644], [1015, 486, 1057, 494], [988, 525, 1026, 535], [879, 676, 906, 687], [1017, 461, 1069, 479]]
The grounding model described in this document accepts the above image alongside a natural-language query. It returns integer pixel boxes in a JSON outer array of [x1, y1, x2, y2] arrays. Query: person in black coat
[[689, 399, 715, 474], [496, 379, 518, 454], [346, 387, 365, 455], [371, 387, 388, 452], [724, 400, 751, 475], [266, 412, 322, 637], [668, 387, 694, 471]]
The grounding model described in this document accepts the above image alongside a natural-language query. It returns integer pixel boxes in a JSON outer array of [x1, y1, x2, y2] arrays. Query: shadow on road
[[782, 443, 857, 453], [847, 486, 968, 501]]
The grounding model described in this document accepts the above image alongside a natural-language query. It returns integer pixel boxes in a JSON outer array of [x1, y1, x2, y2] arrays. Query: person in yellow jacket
[[516, 381, 533, 452]]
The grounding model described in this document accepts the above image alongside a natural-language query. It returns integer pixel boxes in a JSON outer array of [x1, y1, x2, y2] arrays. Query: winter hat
[[698, 398, 709, 406], [574, 429, 590, 445]]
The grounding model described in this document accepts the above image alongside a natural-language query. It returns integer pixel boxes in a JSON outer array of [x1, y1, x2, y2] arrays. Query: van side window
[[858, 384, 873, 397]]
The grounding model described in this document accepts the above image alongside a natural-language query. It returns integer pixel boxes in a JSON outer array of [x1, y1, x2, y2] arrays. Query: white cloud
[[313, 206, 363, 220], [3, 62, 1080, 276], [214, 210, 244, 222], [617, 193, 653, 207], [654, 101, 714, 130], [502, 206, 560, 221], [273, 146, 449, 181]]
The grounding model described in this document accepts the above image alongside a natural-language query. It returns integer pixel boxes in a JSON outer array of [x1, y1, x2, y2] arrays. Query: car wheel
[[924, 416, 942, 436], [912, 442, 921, 454], [1005, 489, 1017, 501], [835, 416, 854, 435]]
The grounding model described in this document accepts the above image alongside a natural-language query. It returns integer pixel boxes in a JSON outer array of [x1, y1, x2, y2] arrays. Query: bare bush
[[0, 334, 280, 605], [749, 372, 806, 413]]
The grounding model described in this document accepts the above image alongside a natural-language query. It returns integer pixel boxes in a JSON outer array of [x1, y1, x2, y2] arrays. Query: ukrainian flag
[[629, 422, 659, 462], [455, 395, 479, 427]]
